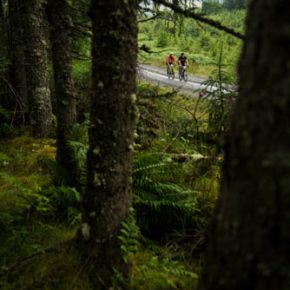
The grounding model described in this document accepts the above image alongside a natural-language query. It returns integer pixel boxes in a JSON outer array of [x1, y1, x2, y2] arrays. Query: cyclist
[[178, 52, 188, 78], [166, 52, 176, 76]]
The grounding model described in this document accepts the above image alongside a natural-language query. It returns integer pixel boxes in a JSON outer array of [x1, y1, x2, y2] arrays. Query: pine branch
[[138, 13, 162, 23], [153, 0, 245, 40]]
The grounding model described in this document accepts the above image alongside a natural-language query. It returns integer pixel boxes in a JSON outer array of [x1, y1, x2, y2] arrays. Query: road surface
[[138, 64, 208, 93], [138, 64, 236, 95]]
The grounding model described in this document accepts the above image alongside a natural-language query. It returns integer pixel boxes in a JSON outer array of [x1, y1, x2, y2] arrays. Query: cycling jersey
[[166, 55, 176, 65], [178, 55, 188, 66]]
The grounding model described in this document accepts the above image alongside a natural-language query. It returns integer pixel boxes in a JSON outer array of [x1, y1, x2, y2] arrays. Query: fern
[[130, 252, 198, 290], [42, 186, 81, 225], [132, 153, 200, 239], [67, 120, 89, 187]]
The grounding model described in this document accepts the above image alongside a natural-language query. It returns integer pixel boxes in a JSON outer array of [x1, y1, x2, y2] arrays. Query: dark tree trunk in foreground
[[199, 1, 290, 290], [8, 0, 27, 108], [22, 0, 52, 137], [0, 0, 4, 21], [80, 0, 137, 288], [48, 0, 76, 179]]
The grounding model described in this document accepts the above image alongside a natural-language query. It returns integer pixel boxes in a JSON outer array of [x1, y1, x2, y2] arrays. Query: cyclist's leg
[[184, 66, 188, 81]]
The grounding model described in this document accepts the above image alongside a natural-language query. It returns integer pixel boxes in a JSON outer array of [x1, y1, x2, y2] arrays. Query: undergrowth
[[0, 81, 223, 289]]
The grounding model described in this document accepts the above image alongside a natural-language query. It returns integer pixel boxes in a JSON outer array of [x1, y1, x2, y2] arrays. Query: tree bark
[[0, 0, 4, 21], [199, 1, 290, 290], [79, 0, 137, 288], [22, 0, 52, 137], [8, 0, 27, 109], [47, 0, 77, 180]]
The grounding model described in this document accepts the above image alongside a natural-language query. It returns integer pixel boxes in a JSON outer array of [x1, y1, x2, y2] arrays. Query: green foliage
[[138, 9, 245, 76], [130, 252, 198, 290], [132, 152, 214, 244], [202, 1, 224, 13], [67, 118, 90, 187], [156, 31, 170, 48], [0, 105, 18, 138], [0, 152, 10, 164], [0, 137, 85, 290], [120, 208, 199, 290], [224, 0, 247, 10], [135, 83, 164, 149], [119, 208, 142, 261], [0, 79, 222, 289], [42, 186, 81, 225], [196, 45, 237, 151], [72, 61, 91, 115]]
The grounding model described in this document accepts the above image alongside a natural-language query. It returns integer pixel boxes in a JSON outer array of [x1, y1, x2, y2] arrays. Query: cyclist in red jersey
[[166, 52, 176, 66], [166, 52, 176, 77]]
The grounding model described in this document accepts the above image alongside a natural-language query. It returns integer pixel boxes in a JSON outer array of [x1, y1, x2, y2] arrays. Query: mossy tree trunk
[[47, 0, 76, 181], [22, 0, 52, 137], [8, 0, 27, 110], [80, 0, 137, 288], [199, 1, 290, 290]]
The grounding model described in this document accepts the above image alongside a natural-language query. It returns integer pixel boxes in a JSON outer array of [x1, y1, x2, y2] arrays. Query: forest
[[1, 0, 289, 289]]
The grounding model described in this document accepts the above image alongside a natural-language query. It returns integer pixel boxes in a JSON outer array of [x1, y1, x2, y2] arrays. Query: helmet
[[169, 52, 173, 55]]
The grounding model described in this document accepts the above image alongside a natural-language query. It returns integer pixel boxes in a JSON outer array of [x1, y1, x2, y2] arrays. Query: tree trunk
[[8, 0, 27, 110], [22, 0, 52, 137], [47, 0, 77, 181], [0, 0, 4, 21], [199, 1, 290, 290], [79, 0, 137, 288]]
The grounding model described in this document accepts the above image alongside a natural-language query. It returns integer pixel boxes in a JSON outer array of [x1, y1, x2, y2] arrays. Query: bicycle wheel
[[184, 71, 188, 82]]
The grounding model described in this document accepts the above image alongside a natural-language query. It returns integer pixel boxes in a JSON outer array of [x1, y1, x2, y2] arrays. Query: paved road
[[138, 64, 208, 93], [138, 64, 237, 95]]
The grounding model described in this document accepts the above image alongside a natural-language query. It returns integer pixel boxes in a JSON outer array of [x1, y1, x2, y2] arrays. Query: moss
[[0, 136, 89, 289]]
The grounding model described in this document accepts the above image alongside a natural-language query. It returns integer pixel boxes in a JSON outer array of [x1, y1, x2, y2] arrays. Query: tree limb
[[138, 13, 162, 23], [153, 0, 245, 40]]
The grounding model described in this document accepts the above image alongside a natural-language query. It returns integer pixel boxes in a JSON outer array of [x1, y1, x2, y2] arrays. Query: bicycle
[[179, 65, 188, 82], [167, 64, 175, 80]]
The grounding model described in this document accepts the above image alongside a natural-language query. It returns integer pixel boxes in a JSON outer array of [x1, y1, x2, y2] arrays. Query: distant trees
[[202, 0, 224, 13], [224, 0, 247, 9], [202, 0, 247, 10], [198, 0, 290, 289], [79, 0, 137, 288]]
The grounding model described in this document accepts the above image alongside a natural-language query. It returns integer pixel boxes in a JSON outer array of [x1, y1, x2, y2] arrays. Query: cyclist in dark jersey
[[178, 52, 188, 68], [178, 52, 188, 80]]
